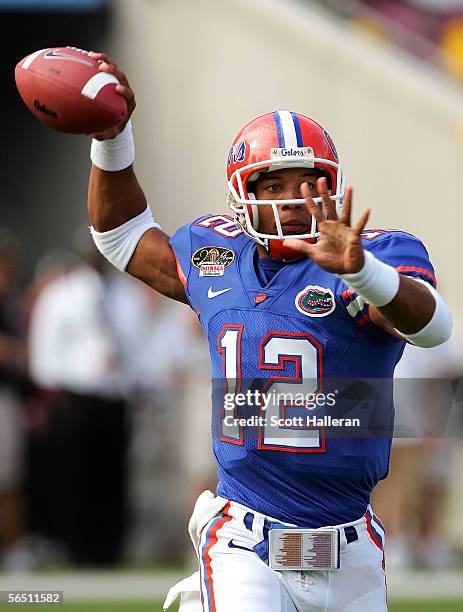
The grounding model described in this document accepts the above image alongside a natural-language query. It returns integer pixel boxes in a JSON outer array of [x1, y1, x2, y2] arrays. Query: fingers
[[98, 60, 130, 89], [90, 51, 132, 92], [101, 65, 136, 117], [340, 186, 353, 226], [115, 84, 136, 110], [317, 177, 337, 221], [353, 208, 370, 235], [339, 186, 367, 235], [86, 53, 136, 141], [301, 182, 323, 223], [89, 51, 114, 65]]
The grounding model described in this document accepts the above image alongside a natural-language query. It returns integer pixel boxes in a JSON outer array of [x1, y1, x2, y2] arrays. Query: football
[[15, 46, 127, 134]]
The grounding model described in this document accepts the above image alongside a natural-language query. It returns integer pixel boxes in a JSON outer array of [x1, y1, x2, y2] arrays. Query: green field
[[390, 604, 463, 612], [2, 601, 463, 611]]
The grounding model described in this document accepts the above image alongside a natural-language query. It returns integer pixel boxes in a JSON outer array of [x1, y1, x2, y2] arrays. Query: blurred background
[[1, 0, 463, 610]]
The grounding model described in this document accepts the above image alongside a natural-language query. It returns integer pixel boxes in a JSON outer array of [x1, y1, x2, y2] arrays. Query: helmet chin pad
[[267, 237, 316, 262], [247, 192, 259, 230]]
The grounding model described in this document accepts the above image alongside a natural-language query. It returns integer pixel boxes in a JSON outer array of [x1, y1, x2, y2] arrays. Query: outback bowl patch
[[296, 285, 336, 317], [192, 246, 235, 277]]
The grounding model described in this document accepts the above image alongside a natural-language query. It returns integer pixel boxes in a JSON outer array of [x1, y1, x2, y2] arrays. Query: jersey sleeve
[[337, 230, 436, 341], [169, 213, 246, 317], [362, 230, 436, 288]]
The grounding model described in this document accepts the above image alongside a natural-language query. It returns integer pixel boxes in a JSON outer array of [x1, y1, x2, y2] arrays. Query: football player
[[86, 54, 452, 612]]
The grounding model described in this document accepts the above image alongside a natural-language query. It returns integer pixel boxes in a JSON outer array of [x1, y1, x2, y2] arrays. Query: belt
[[240, 512, 358, 563]]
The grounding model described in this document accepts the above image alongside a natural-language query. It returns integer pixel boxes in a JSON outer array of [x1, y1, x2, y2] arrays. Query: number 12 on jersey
[[218, 325, 326, 453]]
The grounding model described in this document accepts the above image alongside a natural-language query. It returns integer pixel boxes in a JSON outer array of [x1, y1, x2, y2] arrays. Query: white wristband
[[90, 119, 135, 172], [338, 250, 400, 307]]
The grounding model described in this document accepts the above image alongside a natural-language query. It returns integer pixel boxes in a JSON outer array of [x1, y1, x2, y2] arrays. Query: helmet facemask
[[227, 156, 345, 253]]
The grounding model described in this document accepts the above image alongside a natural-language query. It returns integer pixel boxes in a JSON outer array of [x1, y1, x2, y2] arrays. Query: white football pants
[[164, 492, 387, 612]]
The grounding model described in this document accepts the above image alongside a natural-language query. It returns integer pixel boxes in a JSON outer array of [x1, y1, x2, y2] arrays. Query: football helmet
[[226, 110, 345, 261]]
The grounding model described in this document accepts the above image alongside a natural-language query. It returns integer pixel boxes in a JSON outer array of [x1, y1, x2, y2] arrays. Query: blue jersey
[[170, 216, 436, 527]]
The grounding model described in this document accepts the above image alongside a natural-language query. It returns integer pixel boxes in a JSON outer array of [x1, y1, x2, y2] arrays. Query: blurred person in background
[[125, 290, 201, 563], [21, 247, 81, 566], [27, 228, 148, 566], [24, 248, 79, 319], [373, 327, 463, 569], [178, 311, 216, 511], [0, 229, 30, 571], [177, 310, 217, 564]]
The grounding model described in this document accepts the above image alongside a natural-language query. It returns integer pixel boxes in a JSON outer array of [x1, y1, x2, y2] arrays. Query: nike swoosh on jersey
[[208, 287, 232, 299], [44, 50, 94, 67]]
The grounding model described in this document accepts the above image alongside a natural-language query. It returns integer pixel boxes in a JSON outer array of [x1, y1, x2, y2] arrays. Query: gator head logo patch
[[295, 285, 336, 317]]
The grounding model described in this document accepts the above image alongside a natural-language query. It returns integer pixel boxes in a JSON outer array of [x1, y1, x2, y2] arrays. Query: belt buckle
[[268, 527, 340, 571]]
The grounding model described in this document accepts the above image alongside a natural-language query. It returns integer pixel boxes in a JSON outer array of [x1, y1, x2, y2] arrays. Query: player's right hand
[[87, 52, 136, 141], [283, 178, 369, 275]]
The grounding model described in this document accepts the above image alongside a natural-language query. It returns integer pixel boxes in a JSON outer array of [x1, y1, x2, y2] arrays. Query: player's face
[[251, 168, 319, 236]]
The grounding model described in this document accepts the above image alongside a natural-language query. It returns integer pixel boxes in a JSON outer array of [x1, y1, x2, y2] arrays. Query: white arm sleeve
[[90, 206, 160, 272], [399, 279, 453, 348]]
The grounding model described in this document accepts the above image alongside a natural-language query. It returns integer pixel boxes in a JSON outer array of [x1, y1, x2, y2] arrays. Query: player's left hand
[[283, 178, 369, 274]]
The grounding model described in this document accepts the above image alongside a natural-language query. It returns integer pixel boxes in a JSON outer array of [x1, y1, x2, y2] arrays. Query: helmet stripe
[[291, 112, 303, 147], [272, 111, 286, 147], [276, 110, 298, 148]]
